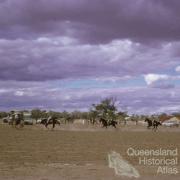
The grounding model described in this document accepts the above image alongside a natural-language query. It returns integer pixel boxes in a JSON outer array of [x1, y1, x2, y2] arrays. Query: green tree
[[117, 111, 128, 124], [0, 111, 8, 119], [61, 111, 73, 124], [92, 98, 118, 123], [31, 109, 42, 123], [89, 110, 98, 124]]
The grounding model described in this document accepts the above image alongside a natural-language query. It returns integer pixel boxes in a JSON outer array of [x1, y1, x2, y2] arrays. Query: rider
[[10, 111, 15, 125], [153, 115, 159, 122], [47, 115, 52, 124]]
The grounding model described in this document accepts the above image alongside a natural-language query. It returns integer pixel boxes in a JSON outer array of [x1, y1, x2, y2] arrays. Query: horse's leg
[[20, 120, 24, 128], [155, 125, 158, 131], [15, 120, 18, 129], [111, 123, 116, 128], [152, 126, 155, 131], [101, 121, 104, 128], [18, 120, 21, 128], [52, 121, 55, 129], [10, 120, 13, 127], [12, 120, 15, 128], [153, 125, 157, 131], [45, 121, 48, 128]]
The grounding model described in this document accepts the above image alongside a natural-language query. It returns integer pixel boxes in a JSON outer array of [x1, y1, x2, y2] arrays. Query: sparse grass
[[0, 124, 179, 179]]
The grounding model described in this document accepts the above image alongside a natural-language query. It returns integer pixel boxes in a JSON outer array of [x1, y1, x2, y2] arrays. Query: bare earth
[[0, 123, 179, 180]]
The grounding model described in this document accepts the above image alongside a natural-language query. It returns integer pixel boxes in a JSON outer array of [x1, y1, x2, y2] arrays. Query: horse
[[40, 118, 48, 126], [145, 118, 161, 131], [99, 118, 117, 128], [9, 113, 24, 128], [40, 117, 60, 129], [153, 120, 161, 131]]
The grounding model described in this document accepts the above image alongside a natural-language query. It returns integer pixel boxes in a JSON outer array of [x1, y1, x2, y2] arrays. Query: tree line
[[0, 98, 179, 124]]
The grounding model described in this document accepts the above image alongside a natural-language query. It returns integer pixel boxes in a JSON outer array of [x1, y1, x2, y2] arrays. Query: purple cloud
[[0, 38, 179, 81], [0, 0, 180, 113], [0, 0, 180, 43], [0, 81, 179, 114]]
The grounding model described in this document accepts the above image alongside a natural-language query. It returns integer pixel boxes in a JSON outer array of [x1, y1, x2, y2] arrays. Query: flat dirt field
[[0, 123, 179, 180]]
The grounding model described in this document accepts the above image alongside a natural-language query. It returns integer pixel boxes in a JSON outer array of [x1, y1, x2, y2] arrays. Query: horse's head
[[145, 118, 148, 122], [99, 118, 106, 124], [40, 118, 47, 124], [99, 118, 103, 122]]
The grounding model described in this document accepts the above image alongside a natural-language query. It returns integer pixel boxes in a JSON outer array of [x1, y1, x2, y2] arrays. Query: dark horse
[[99, 118, 117, 128], [145, 118, 161, 131], [9, 113, 24, 128], [40, 117, 60, 129]]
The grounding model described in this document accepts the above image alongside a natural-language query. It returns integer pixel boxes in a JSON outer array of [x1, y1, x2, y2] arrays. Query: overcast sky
[[0, 0, 180, 114]]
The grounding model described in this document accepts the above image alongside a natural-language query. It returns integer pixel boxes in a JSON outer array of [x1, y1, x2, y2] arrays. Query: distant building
[[162, 117, 179, 127], [23, 112, 33, 125]]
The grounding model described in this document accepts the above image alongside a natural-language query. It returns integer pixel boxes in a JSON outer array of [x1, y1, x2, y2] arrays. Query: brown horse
[[145, 118, 161, 131], [99, 118, 117, 128], [40, 117, 60, 129]]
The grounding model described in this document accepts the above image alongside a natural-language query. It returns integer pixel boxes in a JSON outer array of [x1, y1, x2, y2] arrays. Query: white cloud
[[144, 74, 169, 85], [175, 66, 180, 72], [0, 38, 179, 81], [14, 91, 24, 96], [94, 75, 132, 82]]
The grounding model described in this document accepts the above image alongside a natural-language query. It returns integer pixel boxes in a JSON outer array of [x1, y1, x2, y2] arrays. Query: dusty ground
[[0, 123, 179, 180]]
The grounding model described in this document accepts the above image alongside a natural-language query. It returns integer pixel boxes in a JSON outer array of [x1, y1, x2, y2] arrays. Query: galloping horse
[[145, 118, 161, 131], [9, 113, 24, 128], [40, 116, 60, 129], [99, 118, 117, 128]]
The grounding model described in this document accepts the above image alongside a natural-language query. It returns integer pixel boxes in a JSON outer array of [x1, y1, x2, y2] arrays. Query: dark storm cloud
[[0, 0, 180, 43], [0, 0, 179, 82], [0, 38, 179, 81], [0, 0, 180, 113]]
